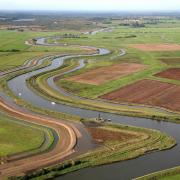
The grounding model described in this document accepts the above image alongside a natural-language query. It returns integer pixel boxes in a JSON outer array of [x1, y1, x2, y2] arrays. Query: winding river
[[2, 36, 180, 179]]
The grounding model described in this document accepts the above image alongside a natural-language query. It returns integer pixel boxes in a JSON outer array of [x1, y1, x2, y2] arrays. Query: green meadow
[[0, 113, 54, 157]]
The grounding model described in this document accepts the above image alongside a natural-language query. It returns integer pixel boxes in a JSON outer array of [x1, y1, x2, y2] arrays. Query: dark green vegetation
[[136, 166, 180, 180], [11, 121, 176, 180]]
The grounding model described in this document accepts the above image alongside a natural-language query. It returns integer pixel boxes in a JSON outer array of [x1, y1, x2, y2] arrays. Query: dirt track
[[67, 63, 147, 85], [0, 99, 78, 178], [100, 79, 180, 112], [129, 44, 180, 51]]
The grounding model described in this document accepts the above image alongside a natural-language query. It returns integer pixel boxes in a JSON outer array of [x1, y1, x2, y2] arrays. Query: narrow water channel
[[4, 38, 180, 180]]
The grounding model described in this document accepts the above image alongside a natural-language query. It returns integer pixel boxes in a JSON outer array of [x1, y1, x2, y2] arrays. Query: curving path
[[0, 99, 78, 178], [0, 35, 180, 179]]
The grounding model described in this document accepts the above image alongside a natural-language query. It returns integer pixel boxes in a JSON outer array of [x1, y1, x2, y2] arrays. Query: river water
[[4, 38, 180, 180]]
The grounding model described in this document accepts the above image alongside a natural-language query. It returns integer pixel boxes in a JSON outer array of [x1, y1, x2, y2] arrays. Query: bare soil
[[129, 44, 180, 51], [67, 63, 147, 85], [87, 127, 137, 143], [155, 68, 180, 81], [100, 79, 180, 112]]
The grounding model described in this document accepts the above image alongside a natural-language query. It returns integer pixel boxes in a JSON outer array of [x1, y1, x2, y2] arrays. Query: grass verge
[[135, 166, 180, 180]]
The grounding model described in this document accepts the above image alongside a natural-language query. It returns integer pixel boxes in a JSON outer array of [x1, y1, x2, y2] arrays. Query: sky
[[0, 0, 180, 11]]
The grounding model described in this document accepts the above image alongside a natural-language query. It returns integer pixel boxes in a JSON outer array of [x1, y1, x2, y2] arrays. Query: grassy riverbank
[[16, 26, 180, 122], [1, 26, 180, 123], [26, 56, 180, 123], [0, 111, 54, 159], [0, 20, 179, 180], [11, 121, 176, 180], [0, 30, 94, 72], [136, 166, 180, 180], [42, 26, 180, 116]]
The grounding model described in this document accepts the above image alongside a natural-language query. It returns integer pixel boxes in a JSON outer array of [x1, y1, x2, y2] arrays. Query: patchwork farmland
[[67, 63, 147, 85], [0, 11, 180, 180], [100, 79, 180, 112], [129, 44, 180, 51], [155, 68, 180, 81]]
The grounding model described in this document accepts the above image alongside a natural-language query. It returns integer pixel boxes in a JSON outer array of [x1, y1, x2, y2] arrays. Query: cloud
[[0, 0, 180, 11]]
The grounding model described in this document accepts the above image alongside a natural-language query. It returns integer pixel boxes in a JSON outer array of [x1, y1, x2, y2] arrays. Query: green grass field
[[25, 52, 180, 123], [54, 26, 180, 98], [0, 17, 179, 180], [0, 30, 93, 72], [159, 174, 180, 180], [0, 20, 179, 123], [0, 114, 45, 157], [0, 52, 50, 71], [136, 166, 180, 180]]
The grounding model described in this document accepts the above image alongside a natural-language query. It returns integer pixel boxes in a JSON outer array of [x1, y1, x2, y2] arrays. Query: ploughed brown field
[[87, 127, 137, 143], [100, 79, 180, 112], [155, 68, 180, 81], [129, 44, 180, 51], [67, 63, 147, 85]]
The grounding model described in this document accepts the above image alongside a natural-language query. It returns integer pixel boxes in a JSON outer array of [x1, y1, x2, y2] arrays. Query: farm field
[[0, 113, 46, 157], [67, 63, 147, 85], [0, 52, 50, 71], [159, 174, 180, 180], [17, 122, 176, 180], [87, 126, 138, 142], [160, 58, 180, 66], [0, 12, 180, 180], [155, 68, 180, 80], [26, 22, 180, 118], [136, 166, 180, 180], [100, 79, 180, 112], [129, 44, 180, 51]]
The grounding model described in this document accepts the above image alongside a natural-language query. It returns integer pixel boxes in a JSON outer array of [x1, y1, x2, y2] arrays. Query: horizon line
[[0, 9, 180, 13]]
